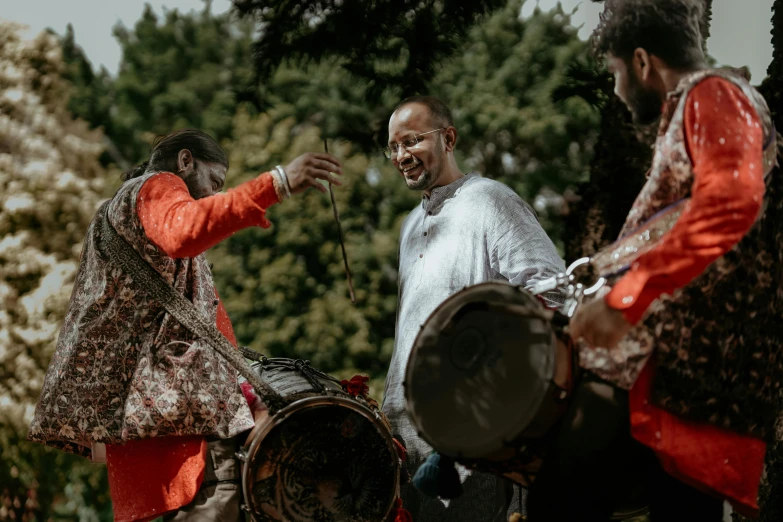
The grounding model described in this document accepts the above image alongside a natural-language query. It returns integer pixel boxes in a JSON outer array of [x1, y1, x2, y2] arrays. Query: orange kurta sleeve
[[137, 172, 280, 259], [606, 77, 766, 324]]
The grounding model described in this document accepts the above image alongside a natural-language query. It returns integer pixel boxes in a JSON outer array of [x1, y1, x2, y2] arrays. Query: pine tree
[[433, 0, 600, 248], [233, 0, 508, 151], [61, 2, 260, 166]]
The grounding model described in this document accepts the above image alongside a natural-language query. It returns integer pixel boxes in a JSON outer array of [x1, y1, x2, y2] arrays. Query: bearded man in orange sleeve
[[527, 1, 783, 521], [27, 129, 343, 521]]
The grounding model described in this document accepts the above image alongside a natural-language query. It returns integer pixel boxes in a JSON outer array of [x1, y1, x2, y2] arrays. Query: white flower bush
[[0, 21, 107, 434]]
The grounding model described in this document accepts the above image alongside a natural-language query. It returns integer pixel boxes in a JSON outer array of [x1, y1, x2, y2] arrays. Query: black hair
[[393, 95, 455, 128], [122, 129, 229, 181], [591, 0, 705, 69]]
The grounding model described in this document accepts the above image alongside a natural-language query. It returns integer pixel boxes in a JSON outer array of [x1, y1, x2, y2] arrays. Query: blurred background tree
[[232, 0, 508, 150], [433, 0, 600, 242], [61, 1, 259, 167], [0, 21, 112, 521]]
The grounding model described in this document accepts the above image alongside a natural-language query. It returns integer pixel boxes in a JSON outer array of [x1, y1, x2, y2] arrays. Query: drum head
[[405, 282, 557, 459], [243, 398, 398, 522]]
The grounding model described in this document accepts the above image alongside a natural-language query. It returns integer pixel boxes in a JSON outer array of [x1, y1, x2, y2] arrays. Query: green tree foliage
[[210, 113, 417, 396], [0, 21, 111, 521], [63, 1, 258, 166], [562, 88, 650, 262], [233, 0, 506, 125], [260, 0, 599, 248], [60, 25, 114, 152], [433, 0, 600, 244]]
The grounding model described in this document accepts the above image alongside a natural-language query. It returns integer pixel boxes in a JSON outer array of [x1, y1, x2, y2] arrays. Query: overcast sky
[[0, 0, 775, 83]]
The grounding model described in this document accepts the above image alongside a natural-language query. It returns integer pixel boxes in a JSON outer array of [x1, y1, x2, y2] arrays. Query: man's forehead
[[204, 162, 227, 178], [389, 103, 430, 134]]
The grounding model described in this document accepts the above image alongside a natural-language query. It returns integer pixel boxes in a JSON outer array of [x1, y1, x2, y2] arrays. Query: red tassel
[[391, 498, 413, 522], [392, 438, 407, 462], [341, 375, 370, 397]]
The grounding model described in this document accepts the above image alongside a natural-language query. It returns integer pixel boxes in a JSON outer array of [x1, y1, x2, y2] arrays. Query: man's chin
[[627, 98, 662, 126], [405, 172, 431, 191], [406, 179, 431, 191]]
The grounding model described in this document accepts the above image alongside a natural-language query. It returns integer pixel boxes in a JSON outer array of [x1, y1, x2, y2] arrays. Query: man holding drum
[[382, 96, 566, 521], [533, 0, 783, 520], [27, 129, 344, 521]]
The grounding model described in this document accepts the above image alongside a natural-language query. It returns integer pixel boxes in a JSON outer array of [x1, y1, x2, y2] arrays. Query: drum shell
[[403, 282, 577, 487], [240, 360, 400, 522], [455, 334, 576, 487], [403, 283, 650, 519]]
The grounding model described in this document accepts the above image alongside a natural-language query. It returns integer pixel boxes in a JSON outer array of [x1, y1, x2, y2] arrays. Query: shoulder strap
[[95, 201, 284, 413]]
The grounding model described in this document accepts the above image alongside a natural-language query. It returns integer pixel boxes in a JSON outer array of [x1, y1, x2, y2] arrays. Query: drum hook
[[565, 257, 606, 295], [564, 257, 591, 276]]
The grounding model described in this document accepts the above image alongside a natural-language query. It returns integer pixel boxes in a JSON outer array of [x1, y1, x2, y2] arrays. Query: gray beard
[[406, 168, 434, 191]]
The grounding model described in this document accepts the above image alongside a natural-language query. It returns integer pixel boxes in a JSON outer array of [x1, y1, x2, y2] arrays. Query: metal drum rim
[[403, 281, 556, 459], [241, 395, 401, 522]]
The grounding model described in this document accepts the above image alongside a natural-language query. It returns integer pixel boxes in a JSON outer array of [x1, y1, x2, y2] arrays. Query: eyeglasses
[[383, 128, 445, 159]]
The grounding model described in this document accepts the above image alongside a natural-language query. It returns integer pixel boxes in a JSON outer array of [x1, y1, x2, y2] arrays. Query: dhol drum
[[238, 358, 400, 522], [404, 281, 649, 520], [404, 282, 575, 487]]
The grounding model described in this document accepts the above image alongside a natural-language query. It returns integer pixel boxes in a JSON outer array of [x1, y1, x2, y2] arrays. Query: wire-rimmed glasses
[[383, 128, 445, 159]]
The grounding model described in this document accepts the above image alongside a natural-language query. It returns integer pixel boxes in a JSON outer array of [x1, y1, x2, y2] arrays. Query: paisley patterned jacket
[[580, 69, 783, 439], [28, 173, 254, 458]]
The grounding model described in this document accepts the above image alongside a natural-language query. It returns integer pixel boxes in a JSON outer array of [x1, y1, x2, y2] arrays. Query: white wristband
[[270, 168, 288, 201], [275, 165, 292, 199]]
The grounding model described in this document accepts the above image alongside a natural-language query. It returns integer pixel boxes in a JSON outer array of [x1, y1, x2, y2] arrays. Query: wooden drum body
[[404, 281, 649, 519], [239, 359, 400, 522], [404, 282, 575, 487]]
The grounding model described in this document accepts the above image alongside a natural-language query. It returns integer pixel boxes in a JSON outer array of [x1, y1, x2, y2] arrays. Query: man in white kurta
[[381, 96, 565, 521]]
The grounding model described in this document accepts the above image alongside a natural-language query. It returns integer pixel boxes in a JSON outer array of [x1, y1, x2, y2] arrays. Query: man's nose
[[395, 146, 411, 162]]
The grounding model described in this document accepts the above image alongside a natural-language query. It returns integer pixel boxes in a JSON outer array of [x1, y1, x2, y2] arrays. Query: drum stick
[[324, 139, 356, 304]]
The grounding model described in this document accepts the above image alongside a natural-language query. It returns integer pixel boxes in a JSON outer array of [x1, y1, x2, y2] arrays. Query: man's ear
[[443, 127, 457, 152], [632, 47, 652, 82], [177, 149, 193, 173]]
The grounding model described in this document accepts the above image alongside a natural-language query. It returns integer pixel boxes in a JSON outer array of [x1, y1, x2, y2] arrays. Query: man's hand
[[285, 152, 343, 194], [569, 297, 633, 349]]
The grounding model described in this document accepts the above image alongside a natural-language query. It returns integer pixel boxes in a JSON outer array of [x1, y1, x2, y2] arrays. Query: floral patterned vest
[[28, 173, 254, 457], [580, 69, 783, 439]]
